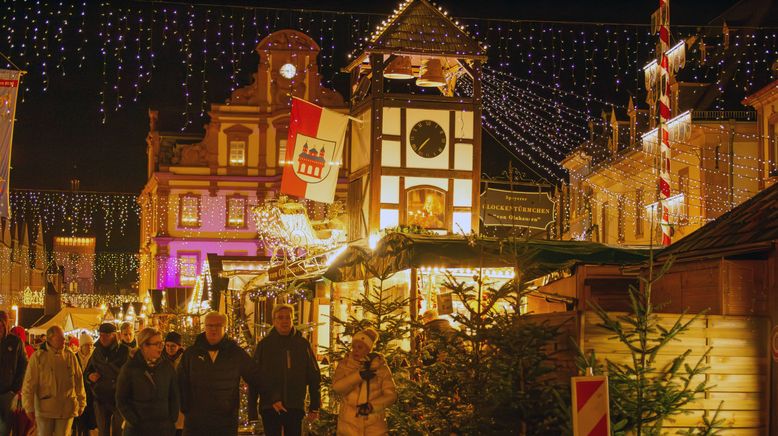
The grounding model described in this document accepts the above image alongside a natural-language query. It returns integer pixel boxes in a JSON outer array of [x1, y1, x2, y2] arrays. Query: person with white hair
[[177, 311, 263, 436], [22, 325, 86, 436]]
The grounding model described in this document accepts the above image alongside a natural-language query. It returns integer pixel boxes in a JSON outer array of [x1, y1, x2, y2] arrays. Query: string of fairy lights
[[480, 77, 761, 223], [1, 1, 776, 246], [1, 2, 775, 124], [478, 69, 769, 190], [9, 190, 139, 243]]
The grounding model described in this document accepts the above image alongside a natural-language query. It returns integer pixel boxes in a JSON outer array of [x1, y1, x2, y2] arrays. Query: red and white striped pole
[[657, 0, 672, 246]]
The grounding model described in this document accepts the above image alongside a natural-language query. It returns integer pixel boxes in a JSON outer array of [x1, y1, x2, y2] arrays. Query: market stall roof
[[28, 307, 104, 335], [324, 233, 650, 282], [658, 182, 778, 261]]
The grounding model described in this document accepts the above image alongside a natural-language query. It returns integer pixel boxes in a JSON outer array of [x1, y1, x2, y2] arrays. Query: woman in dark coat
[[115, 327, 179, 436]]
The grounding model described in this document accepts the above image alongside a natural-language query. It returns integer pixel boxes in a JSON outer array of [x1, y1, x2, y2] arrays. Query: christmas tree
[[312, 251, 422, 434], [578, 255, 726, 435], [406, 272, 568, 435]]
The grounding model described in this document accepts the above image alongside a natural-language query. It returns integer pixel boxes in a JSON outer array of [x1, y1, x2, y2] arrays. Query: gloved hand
[[356, 402, 374, 417], [359, 368, 376, 381]]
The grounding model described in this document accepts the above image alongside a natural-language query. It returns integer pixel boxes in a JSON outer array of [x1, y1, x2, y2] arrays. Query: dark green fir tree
[[578, 255, 726, 435]]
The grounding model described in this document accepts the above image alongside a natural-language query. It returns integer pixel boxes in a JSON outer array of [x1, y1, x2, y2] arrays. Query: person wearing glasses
[[178, 312, 263, 436], [116, 327, 179, 436]]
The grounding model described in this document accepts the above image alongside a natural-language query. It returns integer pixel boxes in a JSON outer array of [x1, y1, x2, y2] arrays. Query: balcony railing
[[692, 110, 756, 122]]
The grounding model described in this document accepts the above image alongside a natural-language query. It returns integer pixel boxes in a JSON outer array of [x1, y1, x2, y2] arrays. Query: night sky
[[8, 0, 743, 193]]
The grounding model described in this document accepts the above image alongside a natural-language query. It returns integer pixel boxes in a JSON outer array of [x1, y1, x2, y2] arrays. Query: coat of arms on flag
[[280, 97, 350, 204]]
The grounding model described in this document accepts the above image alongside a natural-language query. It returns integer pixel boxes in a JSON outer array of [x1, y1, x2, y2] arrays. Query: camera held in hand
[[359, 352, 381, 381], [356, 402, 373, 417]]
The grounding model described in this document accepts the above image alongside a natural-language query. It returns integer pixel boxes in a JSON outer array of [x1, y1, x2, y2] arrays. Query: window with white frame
[[226, 196, 247, 228], [229, 140, 246, 166], [278, 138, 288, 166], [178, 253, 199, 286], [179, 194, 201, 227]]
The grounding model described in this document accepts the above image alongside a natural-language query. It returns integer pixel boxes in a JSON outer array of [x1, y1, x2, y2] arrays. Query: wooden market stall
[[534, 182, 778, 435]]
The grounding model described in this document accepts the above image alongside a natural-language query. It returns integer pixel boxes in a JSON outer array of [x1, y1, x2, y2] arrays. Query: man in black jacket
[[83, 322, 130, 436], [0, 310, 27, 436], [178, 311, 263, 436], [248, 304, 321, 436]]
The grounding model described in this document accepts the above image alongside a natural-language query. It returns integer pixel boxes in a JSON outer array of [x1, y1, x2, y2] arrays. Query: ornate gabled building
[[562, 82, 760, 246], [138, 29, 347, 297]]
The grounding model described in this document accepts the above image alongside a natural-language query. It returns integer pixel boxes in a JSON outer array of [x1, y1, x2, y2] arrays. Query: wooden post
[[409, 267, 419, 353], [368, 53, 385, 235], [471, 60, 483, 234]]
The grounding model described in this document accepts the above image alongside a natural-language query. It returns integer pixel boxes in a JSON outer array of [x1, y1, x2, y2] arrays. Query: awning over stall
[[28, 308, 104, 335], [324, 233, 650, 282]]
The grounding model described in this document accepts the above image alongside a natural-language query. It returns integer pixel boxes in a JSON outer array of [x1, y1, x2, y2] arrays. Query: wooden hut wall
[[527, 311, 769, 434], [651, 259, 768, 316]]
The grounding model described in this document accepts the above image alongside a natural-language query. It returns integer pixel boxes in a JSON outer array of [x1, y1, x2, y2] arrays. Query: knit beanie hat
[[164, 331, 182, 345], [352, 327, 378, 351]]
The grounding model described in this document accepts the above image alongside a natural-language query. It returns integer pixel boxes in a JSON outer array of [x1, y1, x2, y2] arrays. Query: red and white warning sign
[[571, 375, 610, 436]]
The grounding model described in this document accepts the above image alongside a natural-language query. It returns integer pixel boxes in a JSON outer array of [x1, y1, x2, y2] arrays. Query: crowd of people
[[0, 302, 413, 436]]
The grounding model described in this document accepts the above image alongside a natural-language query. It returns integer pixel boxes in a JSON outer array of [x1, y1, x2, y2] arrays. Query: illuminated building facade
[[138, 29, 347, 297]]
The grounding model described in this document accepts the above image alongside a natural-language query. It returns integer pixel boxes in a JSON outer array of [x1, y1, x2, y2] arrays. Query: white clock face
[[279, 63, 297, 79]]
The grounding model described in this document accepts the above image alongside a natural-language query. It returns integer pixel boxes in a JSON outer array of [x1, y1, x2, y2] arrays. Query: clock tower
[[345, 0, 486, 240]]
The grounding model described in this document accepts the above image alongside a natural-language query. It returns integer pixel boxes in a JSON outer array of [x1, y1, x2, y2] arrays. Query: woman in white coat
[[332, 328, 397, 436]]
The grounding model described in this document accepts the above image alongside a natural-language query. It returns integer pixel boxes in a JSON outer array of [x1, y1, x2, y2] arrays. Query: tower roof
[[346, 0, 486, 71]]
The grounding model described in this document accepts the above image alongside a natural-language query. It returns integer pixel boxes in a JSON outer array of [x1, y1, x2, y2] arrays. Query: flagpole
[[0, 59, 23, 219], [0, 51, 25, 75], [291, 96, 363, 123]]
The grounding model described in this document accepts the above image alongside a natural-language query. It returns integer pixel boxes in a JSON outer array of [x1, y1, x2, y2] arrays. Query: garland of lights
[[9, 190, 139, 244], [459, 72, 766, 225], [19, 287, 139, 308], [469, 70, 773, 202], [1, 1, 774, 234], [1, 2, 775, 127]]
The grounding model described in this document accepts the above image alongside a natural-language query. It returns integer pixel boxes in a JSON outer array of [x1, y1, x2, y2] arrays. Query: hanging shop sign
[[480, 187, 555, 229], [436, 292, 454, 315]]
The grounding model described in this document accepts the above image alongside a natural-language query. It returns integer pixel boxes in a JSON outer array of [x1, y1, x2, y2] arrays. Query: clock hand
[[418, 137, 431, 151]]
